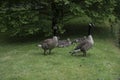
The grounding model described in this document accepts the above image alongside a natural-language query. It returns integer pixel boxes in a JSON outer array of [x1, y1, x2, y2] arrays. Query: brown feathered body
[[70, 23, 95, 56], [72, 36, 87, 44], [58, 38, 71, 47], [70, 35, 94, 56], [38, 36, 58, 55]]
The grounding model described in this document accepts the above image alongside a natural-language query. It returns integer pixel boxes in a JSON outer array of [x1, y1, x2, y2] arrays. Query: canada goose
[[72, 36, 87, 44], [70, 23, 94, 56], [58, 38, 72, 47], [38, 36, 58, 55]]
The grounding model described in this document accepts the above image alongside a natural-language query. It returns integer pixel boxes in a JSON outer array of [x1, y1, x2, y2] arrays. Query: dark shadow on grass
[[32, 52, 43, 56], [32, 50, 57, 56], [8, 76, 24, 80], [70, 52, 91, 58], [118, 77, 120, 80]]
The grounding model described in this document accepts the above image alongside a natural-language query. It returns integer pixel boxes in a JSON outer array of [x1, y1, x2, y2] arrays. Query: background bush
[[0, 0, 119, 37]]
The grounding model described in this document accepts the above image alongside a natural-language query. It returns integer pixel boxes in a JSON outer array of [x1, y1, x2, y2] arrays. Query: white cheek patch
[[38, 45, 42, 47]]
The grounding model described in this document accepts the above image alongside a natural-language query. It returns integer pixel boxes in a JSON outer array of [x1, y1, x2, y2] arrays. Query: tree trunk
[[51, 1, 57, 36]]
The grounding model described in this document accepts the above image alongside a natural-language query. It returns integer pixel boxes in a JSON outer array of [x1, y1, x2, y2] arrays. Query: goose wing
[[74, 40, 87, 50], [74, 40, 93, 51], [41, 39, 53, 48], [80, 41, 93, 51]]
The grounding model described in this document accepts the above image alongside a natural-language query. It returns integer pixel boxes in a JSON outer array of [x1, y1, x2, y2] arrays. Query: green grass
[[0, 19, 120, 80], [0, 35, 120, 80]]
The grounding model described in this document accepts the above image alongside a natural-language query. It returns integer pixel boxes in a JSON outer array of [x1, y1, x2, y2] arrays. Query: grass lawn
[[0, 36, 120, 80]]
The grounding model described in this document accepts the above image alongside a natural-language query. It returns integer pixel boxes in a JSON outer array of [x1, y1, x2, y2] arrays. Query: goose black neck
[[53, 26, 58, 36], [88, 25, 92, 35]]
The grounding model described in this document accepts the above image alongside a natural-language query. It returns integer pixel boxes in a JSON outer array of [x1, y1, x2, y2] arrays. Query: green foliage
[[0, 11, 51, 37], [71, 0, 116, 23], [0, 0, 120, 37], [0, 0, 52, 37], [114, 0, 120, 19]]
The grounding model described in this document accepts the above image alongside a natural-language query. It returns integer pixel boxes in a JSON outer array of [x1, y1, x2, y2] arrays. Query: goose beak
[[89, 23, 95, 28], [92, 23, 95, 27]]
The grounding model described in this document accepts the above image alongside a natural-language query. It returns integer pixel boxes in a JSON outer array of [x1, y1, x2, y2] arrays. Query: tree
[[0, 0, 119, 37]]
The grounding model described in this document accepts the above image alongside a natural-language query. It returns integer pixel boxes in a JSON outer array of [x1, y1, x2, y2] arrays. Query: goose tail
[[38, 44, 42, 48], [69, 49, 81, 55]]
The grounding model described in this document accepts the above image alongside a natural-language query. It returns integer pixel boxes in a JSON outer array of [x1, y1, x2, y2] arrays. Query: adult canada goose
[[72, 36, 87, 44], [38, 36, 58, 55], [69, 23, 95, 56], [58, 38, 72, 47]]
